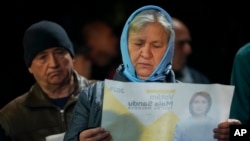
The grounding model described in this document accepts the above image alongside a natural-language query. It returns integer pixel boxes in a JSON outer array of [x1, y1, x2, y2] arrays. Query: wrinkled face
[[128, 23, 169, 79], [28, 47, 74, 86], [172, 21, 192, 71], [191, 95, 209, 116]]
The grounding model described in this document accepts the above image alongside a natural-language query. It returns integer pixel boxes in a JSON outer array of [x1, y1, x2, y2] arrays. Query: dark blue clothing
[[174, 66, 210, 84], [63, 69, 177, 141], [0, 125, 10, 141]]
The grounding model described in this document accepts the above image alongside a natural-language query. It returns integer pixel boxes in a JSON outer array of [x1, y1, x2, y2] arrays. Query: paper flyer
[[101, 79, 234, 141], [45, 132, 65, 141]]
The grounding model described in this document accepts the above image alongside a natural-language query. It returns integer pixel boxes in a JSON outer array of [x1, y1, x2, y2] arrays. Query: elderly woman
[[64, 5, 176, 141]]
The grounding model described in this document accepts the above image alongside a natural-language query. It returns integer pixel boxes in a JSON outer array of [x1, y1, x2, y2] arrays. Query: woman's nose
[[140, 45, 152, 59]]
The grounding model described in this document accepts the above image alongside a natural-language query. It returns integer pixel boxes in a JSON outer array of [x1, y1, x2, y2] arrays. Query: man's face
[[28, 47, 74, 86], [172, 21, 192, 71]]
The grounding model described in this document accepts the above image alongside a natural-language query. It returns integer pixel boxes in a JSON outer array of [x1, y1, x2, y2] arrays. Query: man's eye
[[56, 51, 64, 54], [55, 49, 66, 55], [37, 55, 47, 60], [176, 40, 191, 46]]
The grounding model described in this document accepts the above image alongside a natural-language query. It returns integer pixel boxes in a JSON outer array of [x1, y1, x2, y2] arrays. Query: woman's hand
[[213, 119, 241, 141], [79, 127, 112, 141]]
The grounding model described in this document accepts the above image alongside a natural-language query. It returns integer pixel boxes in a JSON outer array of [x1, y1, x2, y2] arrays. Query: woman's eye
[[135, 43, 143, 46], [153, 45, 161, 48], [153, 43, 162, 48]]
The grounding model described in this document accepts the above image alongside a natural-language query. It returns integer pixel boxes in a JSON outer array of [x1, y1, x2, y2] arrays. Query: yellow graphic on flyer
[[102, 85, 179, 141]]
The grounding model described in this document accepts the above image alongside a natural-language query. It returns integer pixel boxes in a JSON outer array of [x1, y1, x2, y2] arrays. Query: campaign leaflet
[[101, 79, 234, 141]]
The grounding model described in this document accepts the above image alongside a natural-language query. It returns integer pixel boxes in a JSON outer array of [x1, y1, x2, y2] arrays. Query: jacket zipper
[[60, 109, 66, 130]]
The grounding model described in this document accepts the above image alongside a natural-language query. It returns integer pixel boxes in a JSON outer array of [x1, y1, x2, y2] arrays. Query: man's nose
[[48, 54, 59, 67]]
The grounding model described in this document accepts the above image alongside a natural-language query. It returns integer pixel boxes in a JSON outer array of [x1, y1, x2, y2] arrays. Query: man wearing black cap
[[0, 20, 94, 141]]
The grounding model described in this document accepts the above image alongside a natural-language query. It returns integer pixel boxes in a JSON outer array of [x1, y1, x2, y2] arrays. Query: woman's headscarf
[[120, 5, 175, 82]]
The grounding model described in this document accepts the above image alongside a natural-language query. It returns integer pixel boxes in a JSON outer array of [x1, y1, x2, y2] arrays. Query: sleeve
[[0, 124, 10, 141], [229, 43, 250, 124], [64, 81, 104, 141], [63, 87, 92, 141], [0, 105, 13, 141]]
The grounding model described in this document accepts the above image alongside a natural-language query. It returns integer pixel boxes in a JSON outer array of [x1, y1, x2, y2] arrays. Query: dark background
[[2, 0, 250, 108]]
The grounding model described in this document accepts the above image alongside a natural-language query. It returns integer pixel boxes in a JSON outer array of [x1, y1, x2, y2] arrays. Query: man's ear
[[28, 67, 33, 74]]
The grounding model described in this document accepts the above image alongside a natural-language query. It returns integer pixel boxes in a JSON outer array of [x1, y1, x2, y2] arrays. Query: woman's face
[[128, 22, 169, 79], [191, 95, 209, 116]]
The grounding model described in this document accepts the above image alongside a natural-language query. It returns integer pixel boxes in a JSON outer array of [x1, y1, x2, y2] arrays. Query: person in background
[[79, 18, 121, 80], [172, 17, 210, 84], [63, 5, 177, 141], [213, 42, 250, 140], [72, 42, 92, 79], [0, 20, 94, 141]]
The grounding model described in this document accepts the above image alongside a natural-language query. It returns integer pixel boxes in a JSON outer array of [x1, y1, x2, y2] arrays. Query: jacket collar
[[113, 65, 176, 83], [23, 70, 86, 108]]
